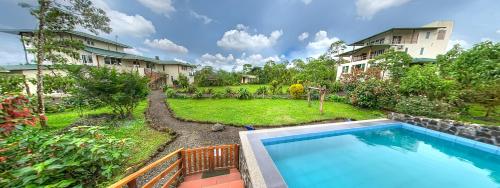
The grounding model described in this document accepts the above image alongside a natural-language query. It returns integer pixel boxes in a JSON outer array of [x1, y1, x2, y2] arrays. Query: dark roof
[[84, 47, 196, 67], [0, 29, 131, 48], [337, 44, 391, 57], [348, 27, 445, 46], [0, 64, 39, 71]]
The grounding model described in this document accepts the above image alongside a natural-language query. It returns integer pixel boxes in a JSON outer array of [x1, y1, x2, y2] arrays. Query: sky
[[0, 0, 499, 71]]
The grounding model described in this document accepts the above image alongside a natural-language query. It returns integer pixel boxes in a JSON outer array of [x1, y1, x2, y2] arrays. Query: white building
[[335, 21, 453, 80], [0, 29, 195, 92]]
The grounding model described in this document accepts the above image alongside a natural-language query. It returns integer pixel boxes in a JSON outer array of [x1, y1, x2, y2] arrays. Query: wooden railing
[[109, 144, 239, 188], [182, 144, 239, 175]]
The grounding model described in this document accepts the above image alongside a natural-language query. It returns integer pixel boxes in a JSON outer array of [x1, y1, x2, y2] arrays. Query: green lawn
[[198, 84, 288, 93], [459, 104, 500, 126], [166, 98, 384, 126], [45, 101, 171, 165]]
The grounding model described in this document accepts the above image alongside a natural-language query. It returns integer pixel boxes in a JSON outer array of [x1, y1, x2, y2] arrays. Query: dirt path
[[138, 90, 244, 185]]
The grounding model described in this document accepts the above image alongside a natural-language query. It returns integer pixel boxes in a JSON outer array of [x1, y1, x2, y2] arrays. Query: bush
[[328, 81, 343, 93], [178, 74, 189, 89], [326, 94, 348, 103], [186, 85, 198, 94], [0, 95, 37, 135], [69, 66, 149, 118], [224, 87, 234, 98], [269, 80, 281, 95], [395, 96, 454, 118], [0, 126, 130, 187], [212, 90, 225, 99], [204, 88, 214, 95], [237, 88, 252, 100], [399, 65, 455, 100], [193, 90, 204, 99], [165, 88, 177, 98], [255, 86, 268, 96], [0, 75, 25, 94], [349, 79, 398, 109], [289, 84, 305, 99]]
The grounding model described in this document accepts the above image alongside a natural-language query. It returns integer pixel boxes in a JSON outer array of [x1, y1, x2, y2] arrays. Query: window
[[420, 48, 424, 55], [86, 40, 94, 46], [342, 66, 349, 73], [104, 57, 121, 65], [437, 30, 446, 40], [425, 31, 431, 39], [133, 61, 140, 67], [392, 36, 402, 44], [146, 63, 154, 69], [353, 64, 365, 71], [87, 55, 93, 63], [81, 54, 93, 64]]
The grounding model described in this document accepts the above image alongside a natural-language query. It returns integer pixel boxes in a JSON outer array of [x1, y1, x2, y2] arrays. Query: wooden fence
[[109, 144, 239, 188]]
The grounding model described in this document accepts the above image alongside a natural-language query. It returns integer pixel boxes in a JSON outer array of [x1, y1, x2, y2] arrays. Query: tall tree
[[326, 40, 347, 61], [20, 0, 111, 128], [368, 48, 412, 81]]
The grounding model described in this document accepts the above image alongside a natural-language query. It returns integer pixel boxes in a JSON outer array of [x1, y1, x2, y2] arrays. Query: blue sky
[[0, 0, 499, 70]]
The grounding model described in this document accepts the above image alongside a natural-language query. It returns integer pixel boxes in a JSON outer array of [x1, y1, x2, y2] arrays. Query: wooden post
[[209, 146, 214, 171], [307, 88, 311, 107], [319, 86, 325, 115], [126, 179, 138, 188], [235, 145, 240, 170]]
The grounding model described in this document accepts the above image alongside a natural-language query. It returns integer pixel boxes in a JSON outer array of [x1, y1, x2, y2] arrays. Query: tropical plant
[[177, 74, 189, 88], [237, 88, 252, 100], [349, 79, 398, 109], [255, 86, 268, 96], [20, 0, 111, 128], [369, 48, 412, 81], [0, 95, 37, 135], [289, 84, 305, 99], [399, 65, 456, 100], [193, 90, 204, 99], [0, 126, 129, 187]]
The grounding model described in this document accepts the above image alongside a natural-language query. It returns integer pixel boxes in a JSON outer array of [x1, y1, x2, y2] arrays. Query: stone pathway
[[137, 90, 244, 186]]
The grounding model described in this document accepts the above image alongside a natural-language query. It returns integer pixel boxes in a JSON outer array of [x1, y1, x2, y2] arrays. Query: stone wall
[[388, 112, 500, 146], [239, 146, 253, 188]]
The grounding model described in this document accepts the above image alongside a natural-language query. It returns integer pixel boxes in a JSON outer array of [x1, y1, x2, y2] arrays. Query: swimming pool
[[262, 124, 500, 188]]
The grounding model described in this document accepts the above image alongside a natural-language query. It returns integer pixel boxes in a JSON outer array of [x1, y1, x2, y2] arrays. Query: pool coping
[[239, 118, 500, 188]]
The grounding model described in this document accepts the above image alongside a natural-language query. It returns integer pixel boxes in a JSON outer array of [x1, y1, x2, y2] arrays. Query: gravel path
[[137, 90, 244, 186]]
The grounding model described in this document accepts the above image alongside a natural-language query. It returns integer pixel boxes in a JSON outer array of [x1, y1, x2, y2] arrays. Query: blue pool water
[[263, 125, 500, 188]]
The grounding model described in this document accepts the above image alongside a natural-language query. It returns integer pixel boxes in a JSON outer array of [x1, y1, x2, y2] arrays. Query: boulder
[[211, 123, 225, 132]]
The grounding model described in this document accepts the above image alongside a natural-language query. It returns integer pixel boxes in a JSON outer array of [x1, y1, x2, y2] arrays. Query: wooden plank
[[197, 149, 202, 172], [223, 147, 228, 167], [235, 145, 239, 169], [182, 150, 187, 175], [208, 146, 214, 171], [228, 146, 233, 167], [193, 149, 198, 173], [161, 167, 183, 188], [143, 159, 181, 188], [186, 149, 191, 174], [109, 148, 183, 188]]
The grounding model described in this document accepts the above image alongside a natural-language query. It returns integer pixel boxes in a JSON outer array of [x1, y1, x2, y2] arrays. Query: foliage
[[369, 48, 412, 81], [340, 68, 381, 94], [255, 86, 268, 96], [177, 74, 189, 89], [69, 66, 149, 118], [0, 126, 129, 187], [260, 61, 290, 84], [194, 66, 240, 86], [444, 41, 500, 117], [224, 87, 234, 98], [326, 94, 348, 104], [289, 84, 305, 99], [293, 57, 337, 86], [395, 96, 455, 118], [269, 80, 282, 95], [212, 90, 225, 99], [194, 90, 204, 99], [399, 65, 456, 100], [165, 88, 177, 98], [0, 95, 37, 135], [186, 85, 198, 94], [349, 79, 398, 109], [0, 75, 25, 94], [204, 88, 214, 95], [237, 88, 252, 100], [41, 73, 75, 94], [328, 81, 343, 93]]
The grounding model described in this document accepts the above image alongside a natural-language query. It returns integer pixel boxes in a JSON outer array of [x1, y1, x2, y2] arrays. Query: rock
[[211, 123, 225, 132]]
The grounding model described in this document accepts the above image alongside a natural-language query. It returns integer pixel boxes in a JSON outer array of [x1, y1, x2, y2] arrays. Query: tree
[[20, 0, 111, 128], [242, 64, 253, 74], [368, 48, 412, 81], [178, 74, 189, 88], [447, 41, 500, 117], [0, 75, 25, 94], [326, 40, 347, 61], [400, 65, 456, 100], [294, 57, 337, 87]]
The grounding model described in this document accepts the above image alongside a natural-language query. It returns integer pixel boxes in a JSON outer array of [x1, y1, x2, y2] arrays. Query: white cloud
[[144, 38, 188, 54], [124, 48, 144, 56], [217, 25, 283, 51], [196, 53, 282, 71], [301, 0, 312, 5], [190, 10, 213, 24], [481, 37, 492, 42], [496, 29, 500, 34], [92, 0, 156, 37], [447, 39, 469, 51], [137, 0, 175, 17], [174, 58, 190, 64], [305, 30, 340, 58], [355, 0, 411, 20], [298, 32, 309, 41]]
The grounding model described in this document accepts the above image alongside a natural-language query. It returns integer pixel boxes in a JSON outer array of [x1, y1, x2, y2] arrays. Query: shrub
[[269, 80, 282, 95], [289, 84, 305, 99], [193, 90, 204, 99], [328, 81, 343, 93], [204, 88, 214, 95], [178, 74, 189, 89], [0, 75, 25, 94], [399, 65, 455, 100], [224, 87, 234, 98], [0, 95, 37, 135], [166, 88, 177, 98], [237, 88, 252, 100], [0, 126, 130, 187], [349, 79, 398, 109], [395, 96, 454, 118], [255, 86, 268, 96], [326, 94, 348, 103], [69, 66, 149, 118], [186, 85, 198, 94], [212, 90, 225, 99]]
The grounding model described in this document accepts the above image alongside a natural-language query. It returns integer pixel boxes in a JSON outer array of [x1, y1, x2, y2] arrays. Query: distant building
[[241, 75, 257, 84], [0, 29, 196, 92], [335, 21, 453, 80]]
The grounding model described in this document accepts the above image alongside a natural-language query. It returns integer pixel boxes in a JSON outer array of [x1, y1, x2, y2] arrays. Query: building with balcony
[[0, 29, 195, 92], [335, 21, 453, 80]]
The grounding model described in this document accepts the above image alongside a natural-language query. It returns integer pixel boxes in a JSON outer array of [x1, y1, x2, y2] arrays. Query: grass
[[166, 98, 384, 126], [458, 104, 500, 126], [198, 84, 288, 93], [45, 101, 171, 165]]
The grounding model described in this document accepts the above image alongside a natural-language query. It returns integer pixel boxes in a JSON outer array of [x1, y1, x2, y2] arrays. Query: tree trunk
[[36, 0, 48, 128]]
